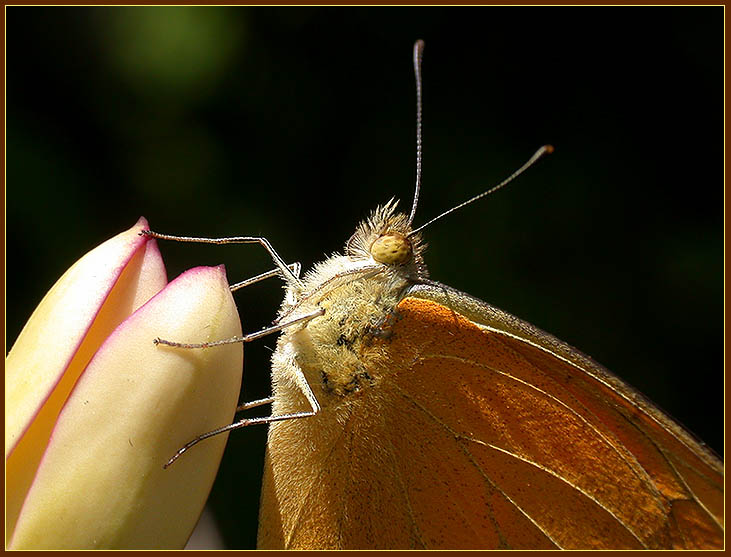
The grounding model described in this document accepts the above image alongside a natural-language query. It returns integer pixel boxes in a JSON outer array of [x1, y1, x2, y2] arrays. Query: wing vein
[[480, 324, 722, 472], [393, 374, 649, 549], [383, 415, 428, 548], [423, 350, 668, 508], [393, 382, 568, 549]]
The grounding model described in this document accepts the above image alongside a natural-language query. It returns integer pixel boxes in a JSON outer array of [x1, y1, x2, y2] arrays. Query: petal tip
[[172, 266, 231, 292], [134, 216, 150, 230]]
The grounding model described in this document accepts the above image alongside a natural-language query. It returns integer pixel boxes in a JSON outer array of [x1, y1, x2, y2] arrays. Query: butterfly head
[[345, 199, 428, 281]]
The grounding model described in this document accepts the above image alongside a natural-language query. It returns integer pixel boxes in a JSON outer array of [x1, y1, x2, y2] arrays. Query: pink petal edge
[[7, 218, 163, 457]]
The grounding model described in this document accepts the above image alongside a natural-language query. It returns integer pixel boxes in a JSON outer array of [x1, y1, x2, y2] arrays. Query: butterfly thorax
[[270, 202, 427, 414]]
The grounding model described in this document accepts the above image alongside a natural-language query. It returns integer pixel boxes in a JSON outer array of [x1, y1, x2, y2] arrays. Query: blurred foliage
[[6, 6, 723, 549], [101, 7, 241, 100]]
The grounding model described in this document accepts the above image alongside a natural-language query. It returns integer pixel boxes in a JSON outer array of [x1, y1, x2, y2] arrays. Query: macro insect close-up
[[6, 7, 722, 550]]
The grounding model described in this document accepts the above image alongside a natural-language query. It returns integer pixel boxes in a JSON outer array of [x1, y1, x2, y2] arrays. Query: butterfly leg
[[153, 306, 325, 349], [230, 262, 301, 292], [163, 359, 320, 469], [150, 265, 302, 347], [149, 260, 302, 347], [140, 229, 302, 286], [236, 397, 275, 412]]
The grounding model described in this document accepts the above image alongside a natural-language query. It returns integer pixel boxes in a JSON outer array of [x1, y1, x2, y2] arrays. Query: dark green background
[[7, 7, 723, 549]]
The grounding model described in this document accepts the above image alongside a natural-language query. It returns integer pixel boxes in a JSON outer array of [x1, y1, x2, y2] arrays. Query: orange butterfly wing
[[258, 286, 723, 549]]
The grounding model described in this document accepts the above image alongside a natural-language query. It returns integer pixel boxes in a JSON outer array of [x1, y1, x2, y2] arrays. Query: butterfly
[[155, 40, 723, 549]]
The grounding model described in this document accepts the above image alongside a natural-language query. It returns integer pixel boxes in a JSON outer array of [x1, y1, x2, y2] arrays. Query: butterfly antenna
[[408, 144, 554, 237], [407, 39, 425, 226]]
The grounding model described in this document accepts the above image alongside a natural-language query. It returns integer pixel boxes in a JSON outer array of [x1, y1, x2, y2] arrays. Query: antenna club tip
[[544, 144, 555, 154]]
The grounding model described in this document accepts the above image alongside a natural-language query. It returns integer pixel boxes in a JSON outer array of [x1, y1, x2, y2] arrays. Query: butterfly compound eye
[[370, 233, 412, 265]]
